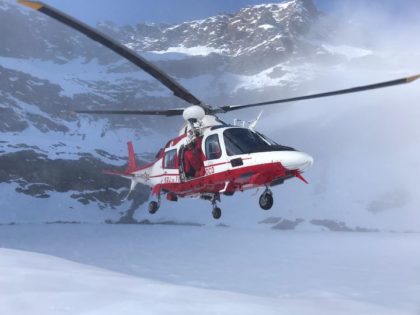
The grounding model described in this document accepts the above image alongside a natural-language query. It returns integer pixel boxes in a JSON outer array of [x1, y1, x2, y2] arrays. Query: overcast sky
[[39, 0, 419, 26]]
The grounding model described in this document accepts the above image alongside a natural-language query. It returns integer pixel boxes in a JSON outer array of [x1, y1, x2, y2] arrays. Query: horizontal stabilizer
[[103, 170, 132, 178]]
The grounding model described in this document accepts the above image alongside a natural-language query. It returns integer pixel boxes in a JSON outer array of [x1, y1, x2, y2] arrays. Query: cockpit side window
[[163, 149, 177, 169], [205, 134, 222, 160]]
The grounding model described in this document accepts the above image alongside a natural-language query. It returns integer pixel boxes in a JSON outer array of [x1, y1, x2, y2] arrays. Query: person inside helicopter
[[183, 135, 205, 179]]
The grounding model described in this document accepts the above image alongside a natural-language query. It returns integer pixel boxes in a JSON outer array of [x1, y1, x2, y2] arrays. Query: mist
[[248, 2, 420, 230]]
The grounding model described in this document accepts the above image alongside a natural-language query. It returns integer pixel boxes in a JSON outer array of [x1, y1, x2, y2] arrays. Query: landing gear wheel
[[212, 207, 222, 220], [148, 201, 159, 214], [259, 193, 273, 210]]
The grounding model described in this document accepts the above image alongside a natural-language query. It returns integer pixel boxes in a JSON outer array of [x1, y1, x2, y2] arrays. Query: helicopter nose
[[281, 151, 314, 172]]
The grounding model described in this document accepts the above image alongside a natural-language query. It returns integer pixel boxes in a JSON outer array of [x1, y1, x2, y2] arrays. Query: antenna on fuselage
[[249, 111, 263, 131], [233, 111, 264, 130]]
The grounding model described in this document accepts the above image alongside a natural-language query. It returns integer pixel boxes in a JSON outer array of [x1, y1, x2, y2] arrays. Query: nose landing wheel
[[259, 188, 273, 210]]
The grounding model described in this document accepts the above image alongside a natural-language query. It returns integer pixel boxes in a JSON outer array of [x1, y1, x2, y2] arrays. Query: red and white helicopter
[[19, 1, 420, 219]]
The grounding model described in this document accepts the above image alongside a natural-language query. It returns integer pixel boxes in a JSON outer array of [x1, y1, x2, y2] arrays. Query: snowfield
[[0, 249, 285, 315], [0, 224, 419, 314]]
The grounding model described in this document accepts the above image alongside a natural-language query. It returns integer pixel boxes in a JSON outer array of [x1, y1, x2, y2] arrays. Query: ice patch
[[152, 45, 227, 56], [259, 24, 275, 30], [322, 44, 372, 59]]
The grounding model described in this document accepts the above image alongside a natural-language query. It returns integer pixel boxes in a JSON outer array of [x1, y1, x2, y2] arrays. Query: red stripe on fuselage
[[158, 162, 287, 196], [205, 157, 252, 168], [146, 157, 253, 178], [150, 173, 179, 178]]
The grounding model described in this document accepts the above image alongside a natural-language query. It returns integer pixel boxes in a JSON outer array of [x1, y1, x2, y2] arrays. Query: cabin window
[[163, 149, 177, 169], [205, 134, 222, 160], [224, 128, 271, 156]]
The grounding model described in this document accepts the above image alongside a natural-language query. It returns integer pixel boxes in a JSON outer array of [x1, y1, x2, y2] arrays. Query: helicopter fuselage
[[123, 118, 313, 204]]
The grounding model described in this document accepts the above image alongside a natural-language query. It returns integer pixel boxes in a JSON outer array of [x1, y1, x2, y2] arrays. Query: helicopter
[[18, 1, 419, 219]]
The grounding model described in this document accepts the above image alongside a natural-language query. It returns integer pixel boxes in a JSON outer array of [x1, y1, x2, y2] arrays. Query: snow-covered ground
[[0, 224, 419, 314]]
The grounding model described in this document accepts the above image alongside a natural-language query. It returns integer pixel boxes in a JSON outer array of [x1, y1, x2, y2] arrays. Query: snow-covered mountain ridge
[[1, 0, 320, 62], [122, 0, 319, 59]]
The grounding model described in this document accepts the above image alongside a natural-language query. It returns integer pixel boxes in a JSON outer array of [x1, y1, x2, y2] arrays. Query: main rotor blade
[[18, 0, 204, 107], [218, 74, 420, 113], [75, 108, 185, 117]]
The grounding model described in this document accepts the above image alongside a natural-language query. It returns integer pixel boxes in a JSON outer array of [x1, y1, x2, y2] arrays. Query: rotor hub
[[182, 105, 205, 122]]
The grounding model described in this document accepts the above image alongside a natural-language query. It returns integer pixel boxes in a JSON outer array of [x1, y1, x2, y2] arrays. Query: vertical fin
[[124, 141, 138, 200], [127, 141, 138, 173]]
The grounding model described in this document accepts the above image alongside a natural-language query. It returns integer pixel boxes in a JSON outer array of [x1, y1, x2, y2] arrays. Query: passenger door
[[203, 133, 227, 176]]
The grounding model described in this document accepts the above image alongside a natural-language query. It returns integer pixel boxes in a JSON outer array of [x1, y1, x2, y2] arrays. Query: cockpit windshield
[[223, 128, 295, 156], [224, 128, 270, 156]]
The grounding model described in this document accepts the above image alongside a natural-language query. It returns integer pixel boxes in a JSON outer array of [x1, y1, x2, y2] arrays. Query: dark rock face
[[272, 218, 304, 230], [106, 218, 204, 226], [259, 217, 380, 232], [0, 149, 149, 210], [0, 66, 69, 132], [310, 220, 379, 232], [259, 216, 283, 224], [310, 219, 353, 232]]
